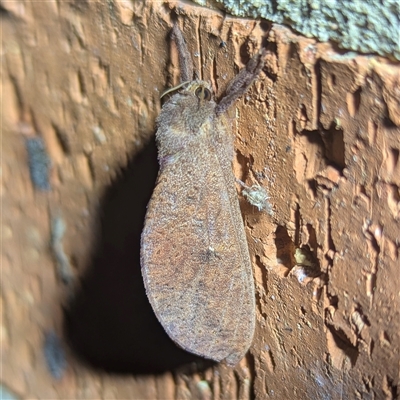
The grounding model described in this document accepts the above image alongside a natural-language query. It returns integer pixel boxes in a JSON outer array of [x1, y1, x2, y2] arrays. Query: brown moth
[[141, 23, 265, 366]]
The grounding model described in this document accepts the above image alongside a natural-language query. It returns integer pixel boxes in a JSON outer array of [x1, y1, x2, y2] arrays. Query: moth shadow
[[64, 137, 213, 374]]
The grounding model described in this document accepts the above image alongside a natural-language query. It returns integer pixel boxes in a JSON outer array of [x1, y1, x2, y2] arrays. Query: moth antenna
[[160, 81, 191, 99], [216, 49, 267, 115], [171, 23, 194, 83]]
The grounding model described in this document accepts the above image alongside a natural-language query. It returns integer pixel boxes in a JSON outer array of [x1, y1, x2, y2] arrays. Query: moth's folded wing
[[141, 156, 255, 364]]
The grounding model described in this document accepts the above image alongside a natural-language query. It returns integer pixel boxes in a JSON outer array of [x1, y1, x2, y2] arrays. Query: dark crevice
[[0, 4, 11, 16], [326, 324, 359, 367], [212, 55, 219, 95], [327, 73, 336, 90], [239, 38, 253, 66], [326, 198, 337, 254], [327, 293, 339, 308], [86, 153, 96, 183], [235, 365, 255, 400], [314, 59, 322, 127], [390, 148, 399, 170], [305, 224, 318, 257], [294, 202, 301, 246], [352, 87, 362, 114], [300, 124, 346, 175], [385, 375, 398, 399], [367, 228, 381, 257], [320, 123, 345, 172], [262, 41, 277, 82], [77, 69, 87, 97], [275, 225, 296, 270], [69, 0, 89, 12], [235, 150, 250, 183], [254, 255, 268, 294], [197, 16, 204, 80], [259, 20, 272, 33], [307, 179, 318, 198], [382, 115, 398, 129], [287, 41, 299, 62], [53, 124, 71, 155], [299, 129, 322, 145], [10, 75, 24, 119], [246, 351, 257, 400]]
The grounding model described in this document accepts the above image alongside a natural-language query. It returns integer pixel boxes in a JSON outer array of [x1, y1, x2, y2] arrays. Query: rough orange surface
[[2, 1, 399, 399]]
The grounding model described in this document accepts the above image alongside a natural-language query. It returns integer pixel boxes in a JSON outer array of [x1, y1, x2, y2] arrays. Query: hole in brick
[[326, 324, 359, 368], [297, 104, 308, 129], [367, 119, 377, 145], [305, 224, 318, 254], [53, 124, 71, 155], [387, 148, 399, 175], [321, 123, 346, 172], [327, 73, 336, 91], [288, 119, 298, 137], [274, 225, 296, 270], [299, 64, 306, 78], [346, 87, 361, 117]]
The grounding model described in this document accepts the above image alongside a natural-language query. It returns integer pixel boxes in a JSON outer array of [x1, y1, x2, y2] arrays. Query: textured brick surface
[[2, 1, 399, 398]]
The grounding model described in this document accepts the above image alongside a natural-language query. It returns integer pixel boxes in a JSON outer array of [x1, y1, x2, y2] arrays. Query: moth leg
[[171, 23, 194, 83], [216, 49, 267, 115]]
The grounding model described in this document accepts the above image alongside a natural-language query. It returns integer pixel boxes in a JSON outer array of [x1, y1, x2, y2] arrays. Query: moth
[[141, 23, 265, 366]]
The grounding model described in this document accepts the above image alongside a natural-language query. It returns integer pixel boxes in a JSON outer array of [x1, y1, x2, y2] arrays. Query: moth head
[[195, 86, 212, 101], [187, 81, 213, 103], [161, 80, 213, 103]]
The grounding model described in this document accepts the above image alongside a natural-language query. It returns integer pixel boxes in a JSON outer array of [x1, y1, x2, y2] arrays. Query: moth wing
[[141, 147, 255, 365]]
